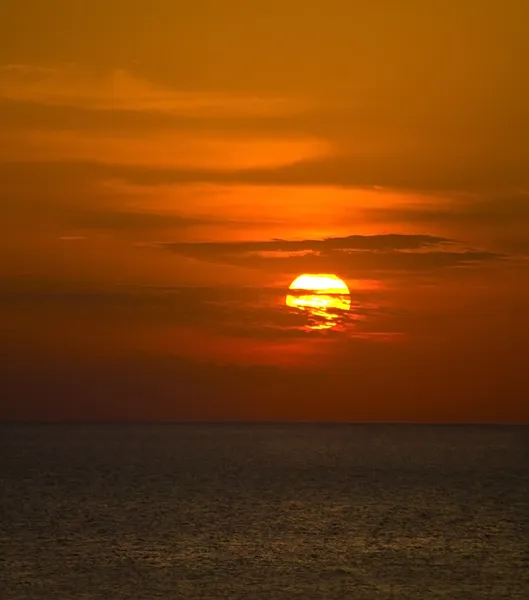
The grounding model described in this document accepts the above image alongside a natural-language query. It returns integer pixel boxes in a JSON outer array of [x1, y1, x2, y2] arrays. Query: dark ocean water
[[1, 424, 528, 599]]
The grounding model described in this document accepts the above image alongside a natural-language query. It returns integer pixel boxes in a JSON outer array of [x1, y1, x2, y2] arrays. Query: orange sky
[[1, 0, 528, 422]]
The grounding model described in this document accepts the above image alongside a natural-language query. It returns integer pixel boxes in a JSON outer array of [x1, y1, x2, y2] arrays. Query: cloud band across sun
[[157, 233, 505, 275]]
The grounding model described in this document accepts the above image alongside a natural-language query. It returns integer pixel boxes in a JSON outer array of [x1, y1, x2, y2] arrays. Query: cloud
[[161, 233, 453, 254], [3, 282, 528, 421], [0, 281, 392, 341], [363, 192, 529, 226], [230, 154, 529, 192], [0, 97, 314, 138], [157, 233, 504, 275], [0, 66, 330, 174], [359, 192, 529, 254], [0, 160, 243, 234], [1, 65, 528, 193], [1, 129, 330, 171], [0, 65, 297, 117], [67, 210, 221, 231], [5, 151, 520, 193]]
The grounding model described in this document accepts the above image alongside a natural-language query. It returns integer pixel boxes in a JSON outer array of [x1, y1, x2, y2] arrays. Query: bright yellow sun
[[286, 273, 351, 330]]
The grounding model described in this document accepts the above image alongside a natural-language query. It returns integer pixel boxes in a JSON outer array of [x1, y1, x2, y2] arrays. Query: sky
[[1, 0, 528, 422]]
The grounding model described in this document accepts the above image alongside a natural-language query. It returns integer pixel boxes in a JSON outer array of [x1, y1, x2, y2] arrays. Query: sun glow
[[286, 274, 351, 330]]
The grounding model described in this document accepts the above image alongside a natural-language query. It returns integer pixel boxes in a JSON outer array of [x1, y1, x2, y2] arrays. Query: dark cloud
[[239, 154, 529, 192], [158, 233, 504, 275], [364, 193, 529, 226], [1, 161, 526, 259], [360, 193, 529, 255], [161, 233, 453, 254], [68, 210, 219, 231], [2, 149, 529, 198], [0, 161, 240, 233], [148, 153, 526, 192], [0, 98, 308, 137], [0, 160, 112, 186], [63, 155, 528, 191], [0, 281, 392, 340]]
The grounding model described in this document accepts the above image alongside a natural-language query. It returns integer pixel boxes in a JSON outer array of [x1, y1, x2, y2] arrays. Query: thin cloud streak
[[0, 65, 299, 117]]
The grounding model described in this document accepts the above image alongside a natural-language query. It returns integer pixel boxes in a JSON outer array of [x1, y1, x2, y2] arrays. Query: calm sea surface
[[1, 424, 528, 599]]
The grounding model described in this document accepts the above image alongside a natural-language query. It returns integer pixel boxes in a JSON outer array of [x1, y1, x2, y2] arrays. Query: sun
[[286, 273, 351, 330], [288, 274, 350, 294]]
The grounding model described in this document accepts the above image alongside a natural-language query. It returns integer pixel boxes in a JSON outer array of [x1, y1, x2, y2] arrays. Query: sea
[[1, 423, 528, 599]]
